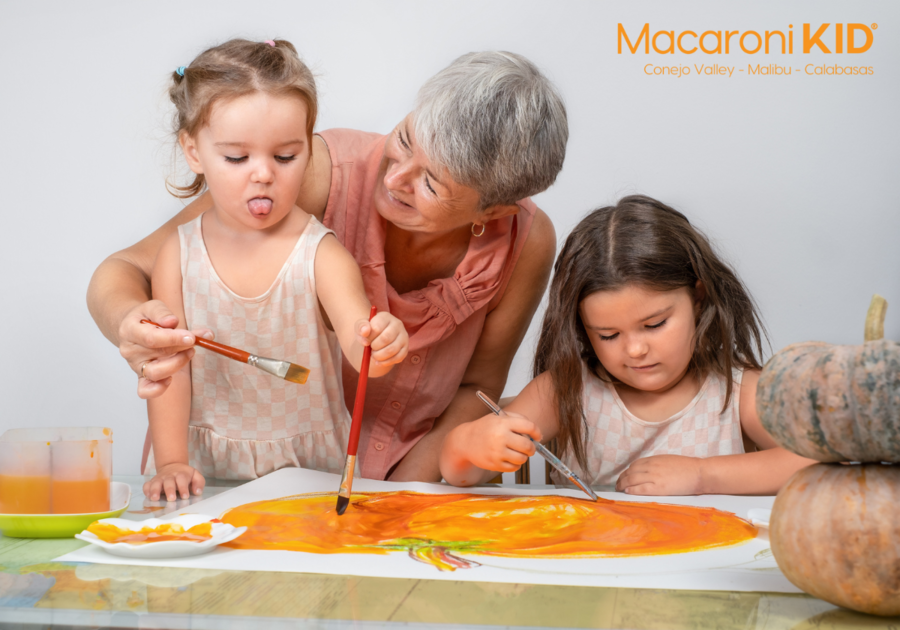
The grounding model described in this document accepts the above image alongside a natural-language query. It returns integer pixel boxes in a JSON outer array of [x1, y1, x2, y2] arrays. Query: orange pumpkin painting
[[221, 492, 757, 572]]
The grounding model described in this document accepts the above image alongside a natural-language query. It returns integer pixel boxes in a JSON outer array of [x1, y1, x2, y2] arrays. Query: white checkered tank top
[[551, 364, 745, 488], [146, 213, 351, 480]]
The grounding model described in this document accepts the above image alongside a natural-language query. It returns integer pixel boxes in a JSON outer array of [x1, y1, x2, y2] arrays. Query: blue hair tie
[[176, 66, 186, 77]]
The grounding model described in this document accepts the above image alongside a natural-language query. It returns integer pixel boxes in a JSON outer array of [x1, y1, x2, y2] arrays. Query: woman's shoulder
[[317, 128, 385, 164], [521, 207, 555, 258]]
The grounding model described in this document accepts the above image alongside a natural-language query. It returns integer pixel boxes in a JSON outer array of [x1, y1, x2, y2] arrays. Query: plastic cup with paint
[[50, 427, 112, 514], [0, 435, 51, 514], [0, 427, 112, 515]]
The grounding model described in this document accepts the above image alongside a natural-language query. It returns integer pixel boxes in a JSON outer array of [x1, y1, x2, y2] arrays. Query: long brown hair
[[167, 39, 317, 198], [534, 195, 767, 470]]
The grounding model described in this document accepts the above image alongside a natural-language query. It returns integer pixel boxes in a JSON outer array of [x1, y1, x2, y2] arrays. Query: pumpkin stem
[[864, 294, 888, 342]]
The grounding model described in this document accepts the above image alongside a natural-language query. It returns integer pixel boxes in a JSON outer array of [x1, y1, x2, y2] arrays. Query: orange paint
[[221, 491, 757, 571], [0, 475, 51, 514], [51, 478, 109, 514], [87, 521, 213, 544]]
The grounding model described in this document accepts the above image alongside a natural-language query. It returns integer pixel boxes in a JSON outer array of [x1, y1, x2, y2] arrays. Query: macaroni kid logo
[[618, 23, 876, 77]]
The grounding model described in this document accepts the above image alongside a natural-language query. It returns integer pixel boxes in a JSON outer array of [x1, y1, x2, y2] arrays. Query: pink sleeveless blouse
[[318, 129, 537, 480], [553, 365, 746, 487], [144, 214, 351, 480]]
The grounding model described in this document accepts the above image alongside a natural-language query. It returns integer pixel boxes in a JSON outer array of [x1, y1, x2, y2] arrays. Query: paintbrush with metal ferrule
[[475, 391, 599, 502], [336, 305, 377, 516], [140, 319, 310, 384]]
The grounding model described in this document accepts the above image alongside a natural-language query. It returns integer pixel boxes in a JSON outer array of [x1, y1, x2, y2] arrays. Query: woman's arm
[[86, 137, 333, 397], [616, 370, 816, 495], [390, 209, 557, 482], [87, 196, 211, 345], [87, 195, 212, 398]]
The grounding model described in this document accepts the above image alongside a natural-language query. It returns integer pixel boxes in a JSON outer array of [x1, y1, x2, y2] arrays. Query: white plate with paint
[[75, 513, 246, 559]]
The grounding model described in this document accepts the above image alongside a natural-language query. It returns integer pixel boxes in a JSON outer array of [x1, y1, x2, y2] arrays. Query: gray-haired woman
[[87, 51, 568, 484]]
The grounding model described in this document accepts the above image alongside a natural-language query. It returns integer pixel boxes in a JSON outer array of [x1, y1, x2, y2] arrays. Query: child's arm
[[143, 233, 205, 502], [314, 234, 408, 377], [440, 372, 557, 486], [616, 370, 816, 495]]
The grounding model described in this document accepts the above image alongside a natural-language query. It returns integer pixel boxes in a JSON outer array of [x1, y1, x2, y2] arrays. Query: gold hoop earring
[[471, 223, 486, 237]]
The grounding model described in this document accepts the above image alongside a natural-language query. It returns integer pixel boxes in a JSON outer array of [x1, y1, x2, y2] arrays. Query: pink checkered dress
[[552, 365, 745, 487], [145, 214, 350, 480]]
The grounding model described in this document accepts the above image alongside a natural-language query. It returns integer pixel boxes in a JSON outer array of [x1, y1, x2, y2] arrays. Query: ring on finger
[[141, 362, 148, 379]]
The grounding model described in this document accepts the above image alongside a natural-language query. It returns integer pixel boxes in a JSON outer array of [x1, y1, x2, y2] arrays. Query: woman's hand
[[142, 462, 205, 502], [356, 312, 409, 370], [615, 455, 704, 495], [120, 300, 212, 399]]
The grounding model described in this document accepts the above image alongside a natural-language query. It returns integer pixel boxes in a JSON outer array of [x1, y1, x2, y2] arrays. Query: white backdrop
[[2, 0, 898, 474]]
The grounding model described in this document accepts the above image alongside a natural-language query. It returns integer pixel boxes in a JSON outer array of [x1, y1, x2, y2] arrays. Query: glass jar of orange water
[[0, 427, 111, 514]]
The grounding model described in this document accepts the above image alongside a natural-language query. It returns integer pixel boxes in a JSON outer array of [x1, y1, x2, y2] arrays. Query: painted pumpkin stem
[[864, 294, 888, 342]]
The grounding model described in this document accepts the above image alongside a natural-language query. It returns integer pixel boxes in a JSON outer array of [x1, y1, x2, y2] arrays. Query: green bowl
[[0, 482, 131, 538]]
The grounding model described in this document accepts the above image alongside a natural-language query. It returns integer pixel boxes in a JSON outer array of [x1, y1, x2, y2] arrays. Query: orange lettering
[[652, 30, 676, 54], [765, 30, 787, 54], [677, 30, 698, 54], [619, 23, 650, 54], [699, 30, 722, 54], [724, 30, 739, 53], [804, 23, 831, 53], [739, 31, 762, 54], [848, 24, 873, 53]]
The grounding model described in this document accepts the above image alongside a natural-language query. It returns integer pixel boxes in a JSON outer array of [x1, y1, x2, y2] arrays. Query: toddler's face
[[180, 92, 310, 231], [579, 284, 701, 394]]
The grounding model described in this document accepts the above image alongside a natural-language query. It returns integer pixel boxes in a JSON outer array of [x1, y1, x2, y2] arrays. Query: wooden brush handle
[[194, 337, 251, 363], [140, 319, 251, 364], [346, 306, 377, 456]]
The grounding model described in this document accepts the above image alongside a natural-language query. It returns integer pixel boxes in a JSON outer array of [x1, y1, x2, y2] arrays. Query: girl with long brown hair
[[441, 195, 813, 495]]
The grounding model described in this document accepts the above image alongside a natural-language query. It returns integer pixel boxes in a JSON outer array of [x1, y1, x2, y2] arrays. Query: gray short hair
[[414, 51, 568, 209]]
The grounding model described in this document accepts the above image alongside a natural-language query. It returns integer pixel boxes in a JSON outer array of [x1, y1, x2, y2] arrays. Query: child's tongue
[[248, 198, 273, 217]]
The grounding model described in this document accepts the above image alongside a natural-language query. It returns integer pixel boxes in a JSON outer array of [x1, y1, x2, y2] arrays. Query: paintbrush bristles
[[284, 364, 310, 385]]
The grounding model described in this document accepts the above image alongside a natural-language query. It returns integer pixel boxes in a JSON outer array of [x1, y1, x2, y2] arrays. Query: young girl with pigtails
[[441, 195, 814, 495], [143, 39, 408, 502]]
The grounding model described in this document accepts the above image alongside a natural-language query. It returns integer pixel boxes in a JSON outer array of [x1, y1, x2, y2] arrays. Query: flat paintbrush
[[140, 319, 310, 384], [476, 391, 599, 502], [336, 305, 377, 516]]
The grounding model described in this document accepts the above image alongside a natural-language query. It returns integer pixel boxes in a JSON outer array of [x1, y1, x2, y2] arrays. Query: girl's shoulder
[[579, 362, 617, 400], [737, 368, 761, 416]]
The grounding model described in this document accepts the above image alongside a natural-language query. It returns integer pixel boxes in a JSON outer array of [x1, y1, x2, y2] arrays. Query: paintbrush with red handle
[[140, 319, 310, 385], [336, 305, 377, 516]]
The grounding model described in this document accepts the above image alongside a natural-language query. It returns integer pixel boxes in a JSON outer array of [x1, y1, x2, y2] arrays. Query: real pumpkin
[[756, 339, 900, 462], [769, 462, 900, 616]]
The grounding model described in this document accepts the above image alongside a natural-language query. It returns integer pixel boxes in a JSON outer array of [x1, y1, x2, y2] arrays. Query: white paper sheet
[[58, 468, 798, 592]]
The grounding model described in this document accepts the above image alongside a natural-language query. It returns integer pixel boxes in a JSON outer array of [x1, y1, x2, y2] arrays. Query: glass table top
[[0, 477, 895, 630]]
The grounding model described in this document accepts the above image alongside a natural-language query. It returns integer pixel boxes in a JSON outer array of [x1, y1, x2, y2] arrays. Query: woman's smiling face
[[373, 115, 485, 235], [579, 284, 702, 394]]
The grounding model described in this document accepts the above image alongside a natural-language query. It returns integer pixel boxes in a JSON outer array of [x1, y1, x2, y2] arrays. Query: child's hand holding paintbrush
[[140, 309, 409, 504], [439, 394, 545, 486], [440, 390, 598, 501]]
